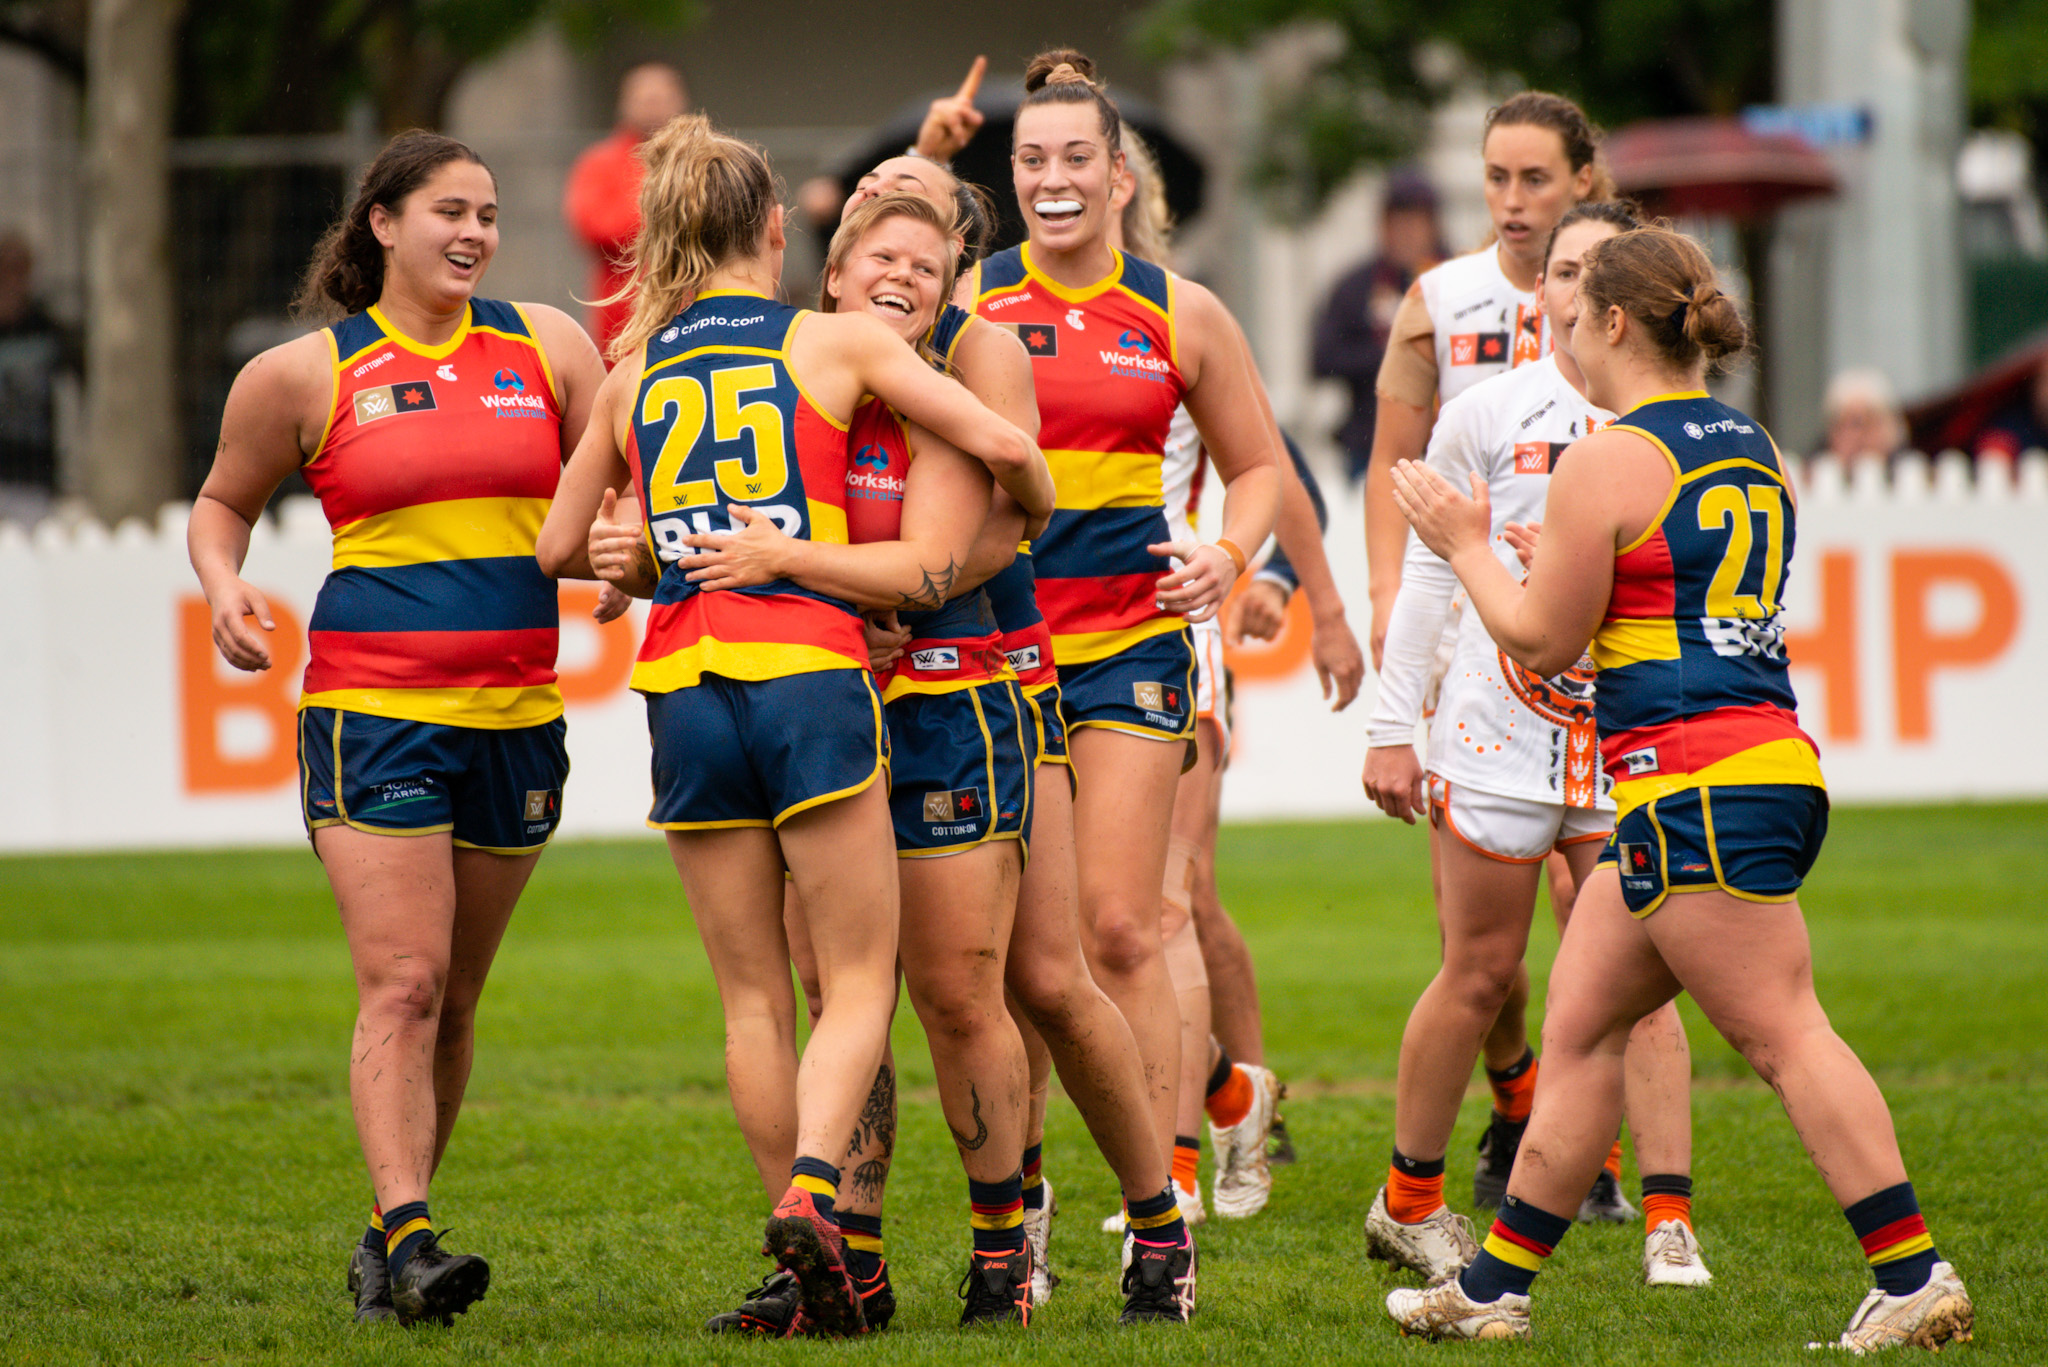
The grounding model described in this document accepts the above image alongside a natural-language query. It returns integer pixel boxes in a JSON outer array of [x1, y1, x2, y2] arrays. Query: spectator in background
[[563, 62, 689, 359], [1821, 367, 1907, 466], [0, 231, 78, 526], [1973, 353, 2048, 464], [1312, 169, 1446, 482]]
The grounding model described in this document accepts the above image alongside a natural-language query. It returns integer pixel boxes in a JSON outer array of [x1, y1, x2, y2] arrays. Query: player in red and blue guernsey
[[1385, 224, 1972, 1351], [967, 49, 1281, 1322], [537, 116, 1046, 1339], [190, 132, 606, 1328]]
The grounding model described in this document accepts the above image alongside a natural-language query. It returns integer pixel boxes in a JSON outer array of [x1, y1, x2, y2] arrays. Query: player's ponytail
[[606, 113, 780, 362], [1018, 47, 1124, 155], [1119, 130, 1175, 265], [1579, 224, 1750, 369], [293, 131, 493, 322]]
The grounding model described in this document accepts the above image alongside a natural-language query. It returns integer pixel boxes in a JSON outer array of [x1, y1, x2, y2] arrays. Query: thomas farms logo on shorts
[[922, 788, 982, 822], [352, 381, 437, 424]]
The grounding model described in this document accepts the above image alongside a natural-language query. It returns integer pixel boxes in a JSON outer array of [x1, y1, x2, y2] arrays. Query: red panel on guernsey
[[303, 628, 560, 693], [1607, 529, 1677, 621], [794, 397, 855, 538], [843, 399, 908, 545], [1601, 702, 1817, 784], [1033, 571, 1158, 637], [639, 592, 867, 665]]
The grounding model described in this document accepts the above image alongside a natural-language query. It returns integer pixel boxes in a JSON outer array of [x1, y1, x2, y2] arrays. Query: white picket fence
[[0, 450, 2042, 851]]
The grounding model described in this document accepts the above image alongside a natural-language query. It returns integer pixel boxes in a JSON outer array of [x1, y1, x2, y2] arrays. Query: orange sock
[[1171, 1136, 1200, 1197], [1387, 1152, 1446, 1223], [1605, 1138, 1624, 1181], [1486, 1048, 1538, 1124], [1642, 1174, 1694, 1231], [1206, 1064, 1255, 1129]]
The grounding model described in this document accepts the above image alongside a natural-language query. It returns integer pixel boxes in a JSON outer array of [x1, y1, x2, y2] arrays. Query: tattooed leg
[[839, 1053, 896, 1216]]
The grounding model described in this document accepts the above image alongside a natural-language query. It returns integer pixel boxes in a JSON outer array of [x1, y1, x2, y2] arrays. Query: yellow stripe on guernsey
[[629, 638, 862, 694], [330, 496, 552, 570], [299, 685, 563, 729], [1611, 736, 1827, 821], [1483, 1231, 1547, 1273], [1046, 449, 1163, 510], [808, 499, 849, 545], [1054, 621, 1187, 665], [1590, 617, 1682, 671]]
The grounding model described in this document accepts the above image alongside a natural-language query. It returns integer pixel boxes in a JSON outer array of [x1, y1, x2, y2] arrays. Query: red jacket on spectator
[[563, 128, 646, 361]]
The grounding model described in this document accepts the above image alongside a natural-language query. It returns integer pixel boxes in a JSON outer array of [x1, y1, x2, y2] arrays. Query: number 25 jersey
[[626, 291, 866, 694], [1592, 392, 1823, 818]]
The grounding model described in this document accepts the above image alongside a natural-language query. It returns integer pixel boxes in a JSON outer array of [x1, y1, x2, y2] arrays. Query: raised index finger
[[956, 55, 987, 103]]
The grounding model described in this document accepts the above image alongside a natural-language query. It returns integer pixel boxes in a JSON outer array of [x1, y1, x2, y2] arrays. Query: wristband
[[1215, 537, 1248, 577]]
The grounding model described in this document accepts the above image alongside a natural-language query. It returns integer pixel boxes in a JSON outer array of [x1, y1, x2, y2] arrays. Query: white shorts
[[1427, 775, 1612, 864], [1193, 617, 1230, 756]]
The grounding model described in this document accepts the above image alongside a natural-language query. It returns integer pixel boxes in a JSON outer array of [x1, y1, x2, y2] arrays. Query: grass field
[[3, 804, 2044, 1364]]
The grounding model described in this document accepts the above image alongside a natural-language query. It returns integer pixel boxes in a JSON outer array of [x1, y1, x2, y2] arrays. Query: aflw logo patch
[[910, 646, 960, 672], [353, 381, 437, 425], [1133, 682, 1183, 713], [922, 787, 983, 823], [1619, 746, 1660, 775], [1005, 644, 1041, 672]]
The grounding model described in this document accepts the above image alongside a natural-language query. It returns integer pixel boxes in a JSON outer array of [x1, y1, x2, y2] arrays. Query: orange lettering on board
[[554, 586, 638, 703], [1223, 583, 1313, 682], [1891, 550, 2019, 742], [1783, 550, 1861, 741], [179, 594, 305, 792]]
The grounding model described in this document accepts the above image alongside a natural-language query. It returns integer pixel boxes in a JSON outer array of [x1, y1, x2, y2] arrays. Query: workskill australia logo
[[353, 381, 437, 425], [480, 369, 546, 418], [493, 368, 525, 391], [847, 445, 903, 498], [1100, 327, 1170, 381]]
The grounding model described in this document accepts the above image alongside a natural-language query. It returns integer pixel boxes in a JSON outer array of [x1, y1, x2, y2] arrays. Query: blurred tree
[[176, 0, 699, 136], [1137, 0, 1774, 216], [1971, 0, 2048, 163]]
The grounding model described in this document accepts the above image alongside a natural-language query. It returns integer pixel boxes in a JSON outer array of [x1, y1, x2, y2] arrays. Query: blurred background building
[[2, 0, 2045, 526]]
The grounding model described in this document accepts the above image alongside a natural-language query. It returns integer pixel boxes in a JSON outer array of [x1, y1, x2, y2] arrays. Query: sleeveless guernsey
[[627, 291, 865, 693], [1592, 392, 1823, 818], [1417, 245, 1548, 405], [972, 243, 1189, 666], [301, 299, 564, 728]]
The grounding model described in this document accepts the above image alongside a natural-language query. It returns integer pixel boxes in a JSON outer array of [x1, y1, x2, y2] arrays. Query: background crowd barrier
[[1, 450, 2041, 852]]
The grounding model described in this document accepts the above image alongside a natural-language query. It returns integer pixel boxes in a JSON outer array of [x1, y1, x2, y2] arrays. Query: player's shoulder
[[1417, 244, 1499, 295], [231, 326, 332, 407]]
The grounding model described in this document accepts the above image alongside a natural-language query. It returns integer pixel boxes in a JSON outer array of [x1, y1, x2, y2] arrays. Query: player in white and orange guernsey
[[1385, 223, 1972, 1355], [969, 49, 1280, 1319], [1362, 204, 1707, 1289], [1363, 91, 1625, 1215], [189, 132, 606, 1326]]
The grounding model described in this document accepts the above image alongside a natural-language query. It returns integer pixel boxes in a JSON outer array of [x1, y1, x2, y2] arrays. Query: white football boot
[[1209, 1064, 1280, 1219], [1362, 1186, 1479, 1283], [1643, 1219, 1713, 1287]]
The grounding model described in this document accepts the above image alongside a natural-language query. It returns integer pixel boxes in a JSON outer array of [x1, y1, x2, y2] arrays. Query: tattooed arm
[[682, 424, 990, 611]]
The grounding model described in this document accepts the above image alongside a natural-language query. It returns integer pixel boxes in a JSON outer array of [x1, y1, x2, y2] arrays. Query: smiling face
[[1013, 102, 1121, 253], [1482, 123, 1591, 269], [1540, 219, 1621, 364], [825, 211, 951, 342], [370, 158, 498, 309]]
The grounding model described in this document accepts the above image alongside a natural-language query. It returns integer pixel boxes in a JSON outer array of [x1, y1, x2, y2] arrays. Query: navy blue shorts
[[1023, 683, 1068, 768], [298, 706, 569, 854], [1597, 783, 1830, 917], [646, 670, 886, 830], [1055, 628, 1197, 744], [886, 681, 1032, 857]]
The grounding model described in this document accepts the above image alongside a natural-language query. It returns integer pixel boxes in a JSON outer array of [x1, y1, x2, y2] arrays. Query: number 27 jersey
[[625, 291, 866, 694], [1592, 392, 1823, 818]]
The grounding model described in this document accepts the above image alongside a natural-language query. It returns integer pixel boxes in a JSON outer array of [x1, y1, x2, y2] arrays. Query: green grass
[[1, 805, 2043, 1363]]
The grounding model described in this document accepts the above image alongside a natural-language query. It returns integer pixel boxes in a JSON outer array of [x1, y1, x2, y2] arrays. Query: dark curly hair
[[291, 131, 493, 321]]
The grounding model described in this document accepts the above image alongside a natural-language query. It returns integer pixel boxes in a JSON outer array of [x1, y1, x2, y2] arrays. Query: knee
[[360, 968, 446, 1028], [1088, 900, 1159, 977], [1441, 945, 1523, 1015], [912, 963, 1008, 1044]]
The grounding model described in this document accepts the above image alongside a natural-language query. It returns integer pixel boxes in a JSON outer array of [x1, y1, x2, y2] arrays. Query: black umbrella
[[827, 80, 1208, 256]]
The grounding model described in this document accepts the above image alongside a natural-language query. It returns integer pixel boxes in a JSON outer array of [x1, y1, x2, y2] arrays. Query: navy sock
[[790, 1155, 841, 1226], [837, 1211, 884, 1281], [1021, 1143, 1045, 1213], [1845, 1182, 1941, 1297], [361, 1203, 384, 1254], [1126, 1186, 1187, 1247], [381, 1200, 432, 1281], [968, 1173, 1026, 1255], [1459, 1195, 1572, 1303]]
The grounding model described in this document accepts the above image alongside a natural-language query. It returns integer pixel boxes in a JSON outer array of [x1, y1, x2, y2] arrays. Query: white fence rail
[[1, 451, 2043, 852]]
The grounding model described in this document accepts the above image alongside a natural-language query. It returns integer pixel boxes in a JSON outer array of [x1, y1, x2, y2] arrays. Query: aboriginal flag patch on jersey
[[1449, 332, 1509, 367], [1007, 322, 1059, 357]]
